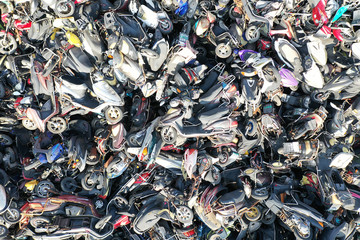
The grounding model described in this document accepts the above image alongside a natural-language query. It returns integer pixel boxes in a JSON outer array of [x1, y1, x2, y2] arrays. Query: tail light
[[182, 229, 196, 237]]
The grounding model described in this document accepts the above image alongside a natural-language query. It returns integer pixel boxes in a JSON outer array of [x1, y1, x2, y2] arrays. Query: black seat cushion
[[218, 190, 245, 205]]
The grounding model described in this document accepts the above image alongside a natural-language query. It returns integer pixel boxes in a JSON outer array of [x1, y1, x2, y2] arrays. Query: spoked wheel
[[105, 107, 123, 125], [22, 119, 37, 130], [0, 134, 12, 146], [4, 208, 21, 224], [0, 225, 8, 238], [54, 0, 75, 17], [0, 32, 17, 55], [245, 25, 260, 43], [176, 205, 194, 224], [245, 206, 261, 221], [47, 117, 67, 134], [215, 43, 232, 58], [35, 180, 55, 198], [160, 126, 177, 144]]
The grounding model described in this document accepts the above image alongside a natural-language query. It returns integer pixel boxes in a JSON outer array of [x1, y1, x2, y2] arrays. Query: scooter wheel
[[176, 205, 194, 224], [105, 107, 123, 125], [245, 25, 260, 43], [261, 208, 276, 225], [158, 18, 173, 35], [30, 217, 50, 228], [47, 117, 67, 134], [0, 32, 17, 55], [160, 126, 177, 144], [81, 172, 97, 191], [246, 119, 257, 137], [0, 225, 8, 238], [114, 196, 129, 209], [35, 180, 55, 198], [215, 43, 232, 59], [22, 119, 37, 131], [61, 177, 78, 193], [229, 5, 242, 20], [245, 206, 261, 222], [54, 0, 75, 17], [251, 188, 269, 200], [3, 208, 21, 224], [0, 134, 12, 146]]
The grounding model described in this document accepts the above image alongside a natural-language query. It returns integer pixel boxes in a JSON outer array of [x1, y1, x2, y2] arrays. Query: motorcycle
[[15, 95, 68, 134], [265, 192, 331, 240], [158, 100, 238, 146], [55, 75, 124, 125], [0, 184, 21, 238]]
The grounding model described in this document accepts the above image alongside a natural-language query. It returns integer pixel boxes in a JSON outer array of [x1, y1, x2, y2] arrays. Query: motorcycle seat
[[199, 84, 223, 104], [218, 190, 245, 205], [198, 107, 229, 125], [71, 94, 99, 109]]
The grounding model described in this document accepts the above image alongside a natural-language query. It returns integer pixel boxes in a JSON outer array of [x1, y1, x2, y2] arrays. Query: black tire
[[160, 126, 177, 144], [245, 206, 262, 222], [0, 32, 17, 55], [301, 82, 312, 95], [0, 117, 17, 125], [0, 225, 8, 238], [30, 217, 50, 228], [105, 107, 123, 125], [81, 173, 96, 191], [251, 188, 269, 200], [60, 177, 78, 193], [35, 180, 55, 198], [158, 18, 173, 35], [219, 151, 229, 164], [261, 208, 276, 225], [0, 134, 12, 146], [229, 5, 242, 20], [3, 208, 21, 224], [54, 0, 75, 17], [0, 82, 5, 98]]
